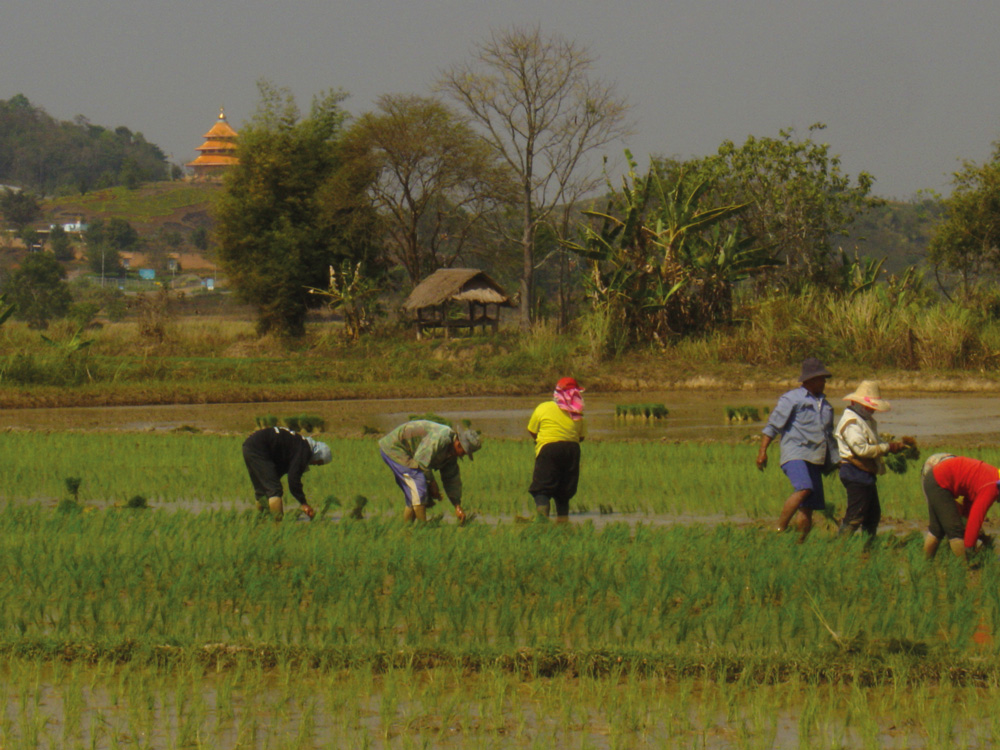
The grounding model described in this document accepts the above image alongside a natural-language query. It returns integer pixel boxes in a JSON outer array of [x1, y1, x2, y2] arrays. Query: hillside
[[44, 181, 221, 235]]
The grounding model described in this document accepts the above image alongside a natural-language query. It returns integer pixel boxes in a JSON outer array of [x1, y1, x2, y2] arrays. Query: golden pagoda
[[186, 108, 239, 180]]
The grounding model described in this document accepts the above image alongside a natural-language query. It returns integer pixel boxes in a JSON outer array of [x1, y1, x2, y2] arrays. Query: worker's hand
[[301, 504, 315, 520], [428, 480, 442, 501], [756, 451, 768, 471], [455, 506, 466, 523], [888, 441, 904, 454]]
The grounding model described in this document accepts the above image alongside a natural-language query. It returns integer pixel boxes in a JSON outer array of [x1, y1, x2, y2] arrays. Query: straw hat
[[842, 380, 890, 412]]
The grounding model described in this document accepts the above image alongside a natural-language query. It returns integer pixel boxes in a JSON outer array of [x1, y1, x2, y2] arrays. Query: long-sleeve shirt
[[762, 386, 836, 467], [378, 420, 463, 504], [933, 457, 1000, 548], [836, 404, 889, 475], [243, 427, 313, 504]]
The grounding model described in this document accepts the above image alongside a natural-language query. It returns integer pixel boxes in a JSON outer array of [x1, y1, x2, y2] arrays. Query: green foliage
[[307, 261, 382, 341], [48, 224, 74, 261], [282, 414, 326, 433], [883, 435, 921, 475], [929, 147, 1000, 295], [0, 188, 41, 232], [725, 406, 764, 423], [124, 495, 148, 509], [47, 182, 219, 225], [688, 123, 880, 288], [348, 495, 368, 519], [1, 252, 71, 329], [567, 153, 773, 354], [254, 415, 279, 429], [0, 292, 15, 328], [64, 477, 82, 501], [215, 80, 381, 338], [0, 94, 168, 193], [842, 196, 942, 275], [614, 403, 668, 420]]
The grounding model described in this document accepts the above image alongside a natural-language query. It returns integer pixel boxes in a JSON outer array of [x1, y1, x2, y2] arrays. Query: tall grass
[[674, 287, 999, 373]]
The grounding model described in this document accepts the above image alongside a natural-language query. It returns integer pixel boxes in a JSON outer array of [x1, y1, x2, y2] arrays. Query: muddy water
[[2, 391, 999, 444]]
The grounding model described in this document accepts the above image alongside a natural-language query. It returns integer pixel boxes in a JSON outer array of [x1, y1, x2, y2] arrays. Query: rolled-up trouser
[[380, 450, 428, 507], [922, 457, 964, 540]]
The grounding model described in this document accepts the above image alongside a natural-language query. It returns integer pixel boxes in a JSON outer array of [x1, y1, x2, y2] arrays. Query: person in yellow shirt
[[527, 377, 586, 523]]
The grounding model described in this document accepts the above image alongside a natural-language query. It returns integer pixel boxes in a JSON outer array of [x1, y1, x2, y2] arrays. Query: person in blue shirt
[[756, 358, 837, 542]]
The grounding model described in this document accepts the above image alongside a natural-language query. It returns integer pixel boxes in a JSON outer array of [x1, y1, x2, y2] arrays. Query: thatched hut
[[402, 268, 512, 339]]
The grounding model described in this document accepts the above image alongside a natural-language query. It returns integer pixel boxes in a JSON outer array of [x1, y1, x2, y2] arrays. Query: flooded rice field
[[3, 390, 1000, 445]]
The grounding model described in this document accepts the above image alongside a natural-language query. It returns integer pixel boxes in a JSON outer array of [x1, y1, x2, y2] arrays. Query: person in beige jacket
[[835, 381, 904, 538]]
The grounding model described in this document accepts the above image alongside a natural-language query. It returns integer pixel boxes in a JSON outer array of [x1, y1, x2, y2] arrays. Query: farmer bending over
[[242, 426, 332, 521], [922, 453, 999, 560], [756, 357, 838, 542], [378, 419, 481, 522]]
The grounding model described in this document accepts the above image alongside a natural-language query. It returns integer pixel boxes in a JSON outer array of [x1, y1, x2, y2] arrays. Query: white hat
[[843, 380, 890, 412]]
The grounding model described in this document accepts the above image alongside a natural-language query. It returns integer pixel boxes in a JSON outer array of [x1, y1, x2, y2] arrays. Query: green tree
[[0, 95, 168, 194], [190, 226, 210, 252], [688, 124, 878, 287], [0, 188, 42, 234], [49, 224, 74, 261], [342, 94, 512, 286], [566, 155, 773, 354], [215, 80, 380, 336], [439, 25, 633, 330], [928, 148, 1000, 296], [1, 253, 71, 329], [83, 218, 130, 278]]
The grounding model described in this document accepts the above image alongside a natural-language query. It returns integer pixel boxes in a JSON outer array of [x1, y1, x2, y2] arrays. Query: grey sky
[[3, 0, 998, 200]]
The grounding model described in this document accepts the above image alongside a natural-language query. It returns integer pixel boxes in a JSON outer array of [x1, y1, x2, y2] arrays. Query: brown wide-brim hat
[[798, 357, 832, 382], [843, 380, 891, 412]]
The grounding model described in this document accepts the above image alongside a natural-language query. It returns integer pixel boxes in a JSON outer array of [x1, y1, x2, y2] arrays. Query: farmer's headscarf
[[554, 377, 584, 421], [304, 437, 332, 465]]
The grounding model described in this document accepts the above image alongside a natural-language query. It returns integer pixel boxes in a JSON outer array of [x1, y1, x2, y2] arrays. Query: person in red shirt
[[922, 453, 1000, 559]]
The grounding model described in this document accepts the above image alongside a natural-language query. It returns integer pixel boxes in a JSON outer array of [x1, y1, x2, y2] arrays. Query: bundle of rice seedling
[[884, 435, 920, 474]]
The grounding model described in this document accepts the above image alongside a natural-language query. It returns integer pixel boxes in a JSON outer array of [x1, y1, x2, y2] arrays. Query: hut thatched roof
[[402, 268, 512, 311]]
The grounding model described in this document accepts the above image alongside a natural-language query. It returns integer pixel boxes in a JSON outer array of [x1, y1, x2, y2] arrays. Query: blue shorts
[[380, 450, 428, 507], [781, 460, 826, 510]]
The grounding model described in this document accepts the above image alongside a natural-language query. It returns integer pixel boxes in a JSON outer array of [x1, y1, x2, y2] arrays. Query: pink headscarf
[[554, 377, 585, 421]]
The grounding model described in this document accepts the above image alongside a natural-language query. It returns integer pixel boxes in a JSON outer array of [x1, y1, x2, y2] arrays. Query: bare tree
[[341, 94, 512, 286], [439, 25, 633, 329]]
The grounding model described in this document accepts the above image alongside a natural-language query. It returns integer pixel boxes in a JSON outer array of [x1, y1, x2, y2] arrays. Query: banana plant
[[0, 293, 14, 327], [565, 152, 772, 347]]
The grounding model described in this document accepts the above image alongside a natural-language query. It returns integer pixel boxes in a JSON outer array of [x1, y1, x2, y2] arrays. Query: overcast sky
[[3, 0, 999, 200]]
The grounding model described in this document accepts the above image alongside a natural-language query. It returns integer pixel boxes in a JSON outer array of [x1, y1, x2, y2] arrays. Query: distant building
[[186, 108, 239, 180], [59, 217, 87, 233]]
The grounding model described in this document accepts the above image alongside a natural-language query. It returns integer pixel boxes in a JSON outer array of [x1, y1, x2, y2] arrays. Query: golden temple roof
[[187, 108, 239, 176]]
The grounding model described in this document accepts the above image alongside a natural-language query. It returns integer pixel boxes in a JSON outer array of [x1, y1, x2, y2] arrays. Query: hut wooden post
[[402, 268, 512, 340]]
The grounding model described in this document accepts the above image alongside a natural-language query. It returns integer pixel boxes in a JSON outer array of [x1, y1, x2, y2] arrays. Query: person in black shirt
[[242, 426, 332, 520]]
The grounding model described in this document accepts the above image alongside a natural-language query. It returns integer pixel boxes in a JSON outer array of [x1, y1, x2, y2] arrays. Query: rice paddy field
[[2, 430, 1000, 748]]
